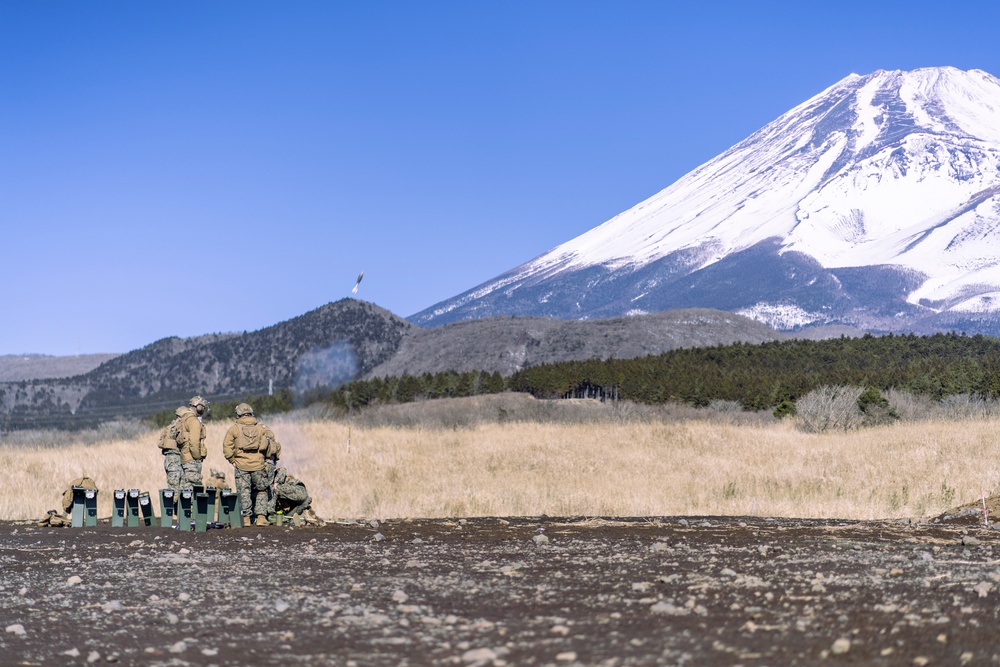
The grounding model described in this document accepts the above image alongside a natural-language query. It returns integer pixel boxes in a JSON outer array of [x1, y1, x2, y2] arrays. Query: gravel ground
[[1, 515, 998, 666]]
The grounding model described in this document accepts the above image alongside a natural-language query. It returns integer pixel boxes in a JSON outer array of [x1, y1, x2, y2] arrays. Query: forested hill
[[508, 332, 1000, 409], [0, 300, 412, 429], [324, 332, 1000, 413]]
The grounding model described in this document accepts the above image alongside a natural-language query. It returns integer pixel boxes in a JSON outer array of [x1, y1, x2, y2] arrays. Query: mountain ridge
[[0, 301, 802, 429]]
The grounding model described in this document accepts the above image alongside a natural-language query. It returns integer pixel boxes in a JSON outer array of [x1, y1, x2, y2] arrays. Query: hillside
[[0, 354, 119, 382], [0, 303, 794, 430], [368, 308, 786, 378], [0, 300, 412, 429]]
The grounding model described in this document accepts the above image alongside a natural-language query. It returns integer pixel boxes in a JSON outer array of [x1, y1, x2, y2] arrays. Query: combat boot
[[242, 515, 251, 528], [254, 515, 269, 527]]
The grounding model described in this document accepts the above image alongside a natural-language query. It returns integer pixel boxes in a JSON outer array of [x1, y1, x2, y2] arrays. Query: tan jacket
[[176, 406, 207, 463], [223, 415, 266, 472]]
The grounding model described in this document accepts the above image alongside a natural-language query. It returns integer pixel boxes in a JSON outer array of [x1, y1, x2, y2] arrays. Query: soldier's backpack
[[158, 417, 182, 451], [234, 423, 265, 452], [37, 510, 70, 527], [61, 476, 99, 514]]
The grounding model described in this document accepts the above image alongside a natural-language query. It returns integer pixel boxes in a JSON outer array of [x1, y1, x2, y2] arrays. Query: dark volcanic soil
[[1, 516, 998, 666]]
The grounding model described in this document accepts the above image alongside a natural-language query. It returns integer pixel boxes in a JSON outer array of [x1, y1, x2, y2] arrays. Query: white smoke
[[293, 342, 358, 392]]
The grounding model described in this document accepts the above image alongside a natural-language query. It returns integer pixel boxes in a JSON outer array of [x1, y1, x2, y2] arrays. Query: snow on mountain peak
[[517, 67, 1000, 287], [413, 67, 1000, 336]]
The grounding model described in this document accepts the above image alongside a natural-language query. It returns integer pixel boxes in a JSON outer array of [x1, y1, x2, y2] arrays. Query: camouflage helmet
[[274, 467, 287, 485], [235, 402, 254, 417], [189, 396, 209, 410]]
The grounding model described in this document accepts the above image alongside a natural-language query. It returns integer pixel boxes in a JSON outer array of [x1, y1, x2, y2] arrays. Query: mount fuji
[[412, 67, 1000, 336]]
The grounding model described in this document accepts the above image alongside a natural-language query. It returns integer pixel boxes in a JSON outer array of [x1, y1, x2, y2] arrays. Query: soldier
[[176, 396, 209, 491], [262, 422, 282, 519], [222, 402, 270, 527], [157, 414, 183, 498], [207, 468, 231, 493], [274, 467, 323, 525]]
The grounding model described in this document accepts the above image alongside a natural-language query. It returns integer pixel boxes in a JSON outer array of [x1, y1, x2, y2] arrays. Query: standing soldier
[[262, 422, 282, 520], [157, 414, 183, 498], [222, 402, 270, 527], [176, 396, 209, 491]]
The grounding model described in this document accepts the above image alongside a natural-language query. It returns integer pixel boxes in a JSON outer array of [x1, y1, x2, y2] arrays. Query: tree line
[[319, 332, 1000, 412]]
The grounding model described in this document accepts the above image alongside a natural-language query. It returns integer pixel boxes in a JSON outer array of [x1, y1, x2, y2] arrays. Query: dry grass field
[[3, 394, 998, 523]]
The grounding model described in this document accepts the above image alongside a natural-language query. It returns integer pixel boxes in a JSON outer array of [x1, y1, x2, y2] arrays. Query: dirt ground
[[2, 513, 999, 666]]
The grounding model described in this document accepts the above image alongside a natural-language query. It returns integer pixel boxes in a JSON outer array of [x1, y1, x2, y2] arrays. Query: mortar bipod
[[112, 489, 126, 527]]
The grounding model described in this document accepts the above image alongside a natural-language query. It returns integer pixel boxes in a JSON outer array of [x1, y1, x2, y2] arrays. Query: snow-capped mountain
[[412, 67, 1000, 335]]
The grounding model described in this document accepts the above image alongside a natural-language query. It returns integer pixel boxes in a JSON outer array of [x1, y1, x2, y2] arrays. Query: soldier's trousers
[[234, 468, 270, 517], [276, 481, 311, 515], [163, 450, 183, 496], [180, 459, 204, 491], [264, 459, 278, 515]]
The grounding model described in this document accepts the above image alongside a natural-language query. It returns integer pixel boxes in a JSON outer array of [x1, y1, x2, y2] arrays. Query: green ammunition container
[[139, 491, 154, 526], [84, 488, 98, 527], [112, 489, 126, 528], [159, 489, 176, 528], [126, 489, 141, 527], [70, 486, 87, 528], [178, 489, 194, 532], [194, 492, 208, 532]]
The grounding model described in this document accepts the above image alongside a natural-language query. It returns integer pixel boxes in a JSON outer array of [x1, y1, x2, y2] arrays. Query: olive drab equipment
[[62, 477, 98, 515], [158, 417, 182, 450]]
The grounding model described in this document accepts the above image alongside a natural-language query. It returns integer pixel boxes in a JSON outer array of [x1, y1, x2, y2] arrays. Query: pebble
[[533, 534, 550, 545], [275, 599, 290, 612], [831, 637, 851, 654], [650, 601, 689, 616], [5, 623, 25, 636], [66, 575, 82, 586], [461, 647, 497, 665], [556, 651, 577, 661]]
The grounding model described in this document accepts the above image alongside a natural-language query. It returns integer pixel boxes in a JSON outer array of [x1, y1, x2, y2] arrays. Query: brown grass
[[5, 399, 998, 522]]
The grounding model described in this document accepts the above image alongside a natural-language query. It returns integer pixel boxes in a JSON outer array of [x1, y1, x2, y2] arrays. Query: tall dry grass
[[4, 398, 999, 522]]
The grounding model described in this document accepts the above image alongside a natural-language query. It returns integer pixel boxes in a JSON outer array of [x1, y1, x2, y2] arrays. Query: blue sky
[[3, 1, 1000, 355]]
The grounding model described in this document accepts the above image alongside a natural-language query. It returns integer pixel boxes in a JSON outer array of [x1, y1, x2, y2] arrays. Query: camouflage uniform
[[262, 424, 282, 517], [274, 468, 322, 524], [176, 397, 209, 491], [160, 431, 183, 497], [222, 403, 270, 525], [274, 468, 311, 515]]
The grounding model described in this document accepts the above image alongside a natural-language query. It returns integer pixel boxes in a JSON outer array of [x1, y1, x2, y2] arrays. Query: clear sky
[[4, 1, 1000, 355]]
